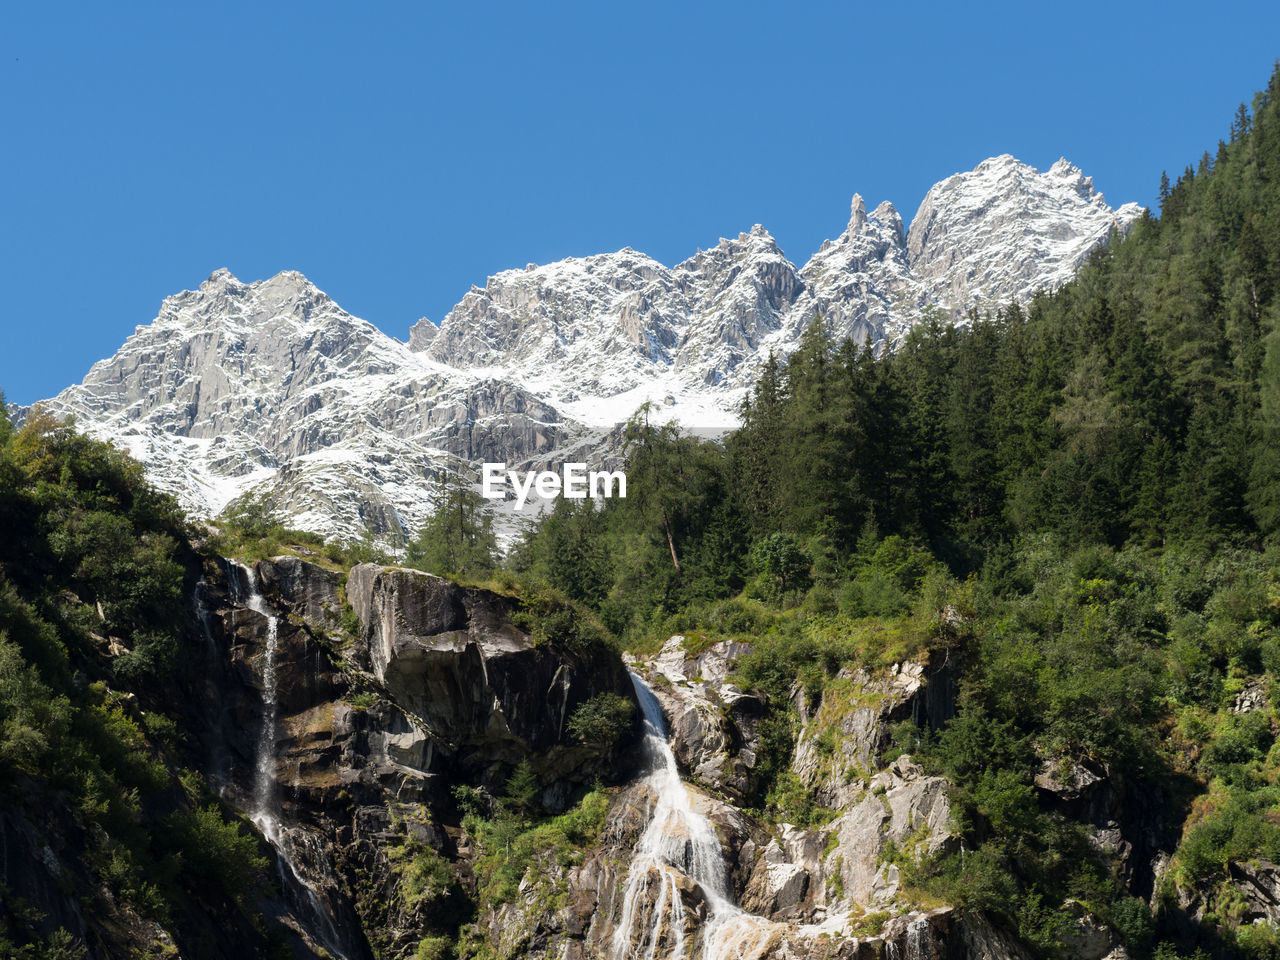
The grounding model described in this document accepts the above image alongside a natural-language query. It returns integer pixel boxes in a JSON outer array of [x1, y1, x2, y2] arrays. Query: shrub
[[567, 693, 635, 748], [112, 631, 177, 684], [414, 937, 454, 960], [168, 805, 268, 904], [390, 837, 458, 912], [750, 533, 812, 598]]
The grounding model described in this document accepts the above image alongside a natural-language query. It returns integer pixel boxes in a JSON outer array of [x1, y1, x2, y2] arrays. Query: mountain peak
[[871, 201, 904, 245], [256, 268, 323, 299], [907, 155, 1143, 315], [41, 152, 1140, 550], [407, 316, 437, 352], [974, 153, 1020, 172], [201, 267, 239, 289], [849, 193, 867, 231]]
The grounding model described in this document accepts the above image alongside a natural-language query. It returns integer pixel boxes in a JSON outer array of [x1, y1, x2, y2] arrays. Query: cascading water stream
[[227, 561, 352, 960], [885, 916, 931, 960], [192, 577, 219, 654], [613, 673, 775, 960]]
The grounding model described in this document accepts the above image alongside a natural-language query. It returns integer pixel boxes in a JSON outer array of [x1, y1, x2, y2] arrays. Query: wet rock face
[[188, 560, 1061, 960], [641, 634, 962, 813], [639, 636, 765, 802], [188, 555, 654, 960], [258, 555, 344, 630]]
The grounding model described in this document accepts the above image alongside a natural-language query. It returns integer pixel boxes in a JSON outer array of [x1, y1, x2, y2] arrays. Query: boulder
[[258, 555, 344, 630], [743, 839, 810, 915]]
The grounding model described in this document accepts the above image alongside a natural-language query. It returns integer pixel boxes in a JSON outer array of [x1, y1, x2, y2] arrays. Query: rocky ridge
[[33, 156, 1141, 548]]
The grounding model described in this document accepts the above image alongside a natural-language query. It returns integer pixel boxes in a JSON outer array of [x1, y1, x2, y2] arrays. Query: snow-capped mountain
[[907, 155, 1144, 313], [33, 155, 1140, 547], [40, 269, 577, 546]]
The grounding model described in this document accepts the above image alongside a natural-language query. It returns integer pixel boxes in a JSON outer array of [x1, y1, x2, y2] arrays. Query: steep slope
[[37, 155, 1138, 546]]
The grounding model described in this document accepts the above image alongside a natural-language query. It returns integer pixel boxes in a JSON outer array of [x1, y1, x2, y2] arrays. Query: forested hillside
[[516, 62, 1280, 614], [0, 412, 284, 958], [499, 63, 1280, 958]]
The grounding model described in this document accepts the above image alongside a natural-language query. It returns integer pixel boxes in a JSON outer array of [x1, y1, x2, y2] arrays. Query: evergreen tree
[[1247, 311, 1280, 536], [1233, 102, 1252, 141], [406, 469, 497, 578]]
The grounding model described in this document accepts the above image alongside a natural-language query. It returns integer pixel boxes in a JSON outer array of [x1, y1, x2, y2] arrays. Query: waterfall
[[886, 916, 932, 960], [192, 577, 219, 653], [227, 561, 354, 960], [612, 673, 775, 960], [225, 562, 284, 826]]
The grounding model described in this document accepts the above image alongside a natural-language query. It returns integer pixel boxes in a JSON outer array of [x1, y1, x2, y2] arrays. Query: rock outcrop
[[185, 555, 642, 959], [637, 636, 766, 802], [463, 635, 987, 960], [791, 657, 958, 809], [344, 562, 635, 786]]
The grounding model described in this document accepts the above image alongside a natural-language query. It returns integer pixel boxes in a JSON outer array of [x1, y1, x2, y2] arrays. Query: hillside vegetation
[[503, 63, 1280, 959]]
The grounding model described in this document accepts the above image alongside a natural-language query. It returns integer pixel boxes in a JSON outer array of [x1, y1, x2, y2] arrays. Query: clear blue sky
[[3, 1, 1278, 404]]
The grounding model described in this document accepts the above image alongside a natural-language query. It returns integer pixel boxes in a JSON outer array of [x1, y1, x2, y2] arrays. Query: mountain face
[[907, 156, 1145, 314], [42, 269, 574, 547], [35, 156, 1140, 547]]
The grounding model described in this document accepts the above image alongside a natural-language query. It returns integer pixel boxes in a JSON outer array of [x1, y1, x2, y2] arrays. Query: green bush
[[749, 533, 812, 599], [112, 630, 177, 684], [469, 786, 610, 908], [1107, 896, 1155, 954], [414, 937, 454, 960], [168, 805, 268, 905], [390, 836, 459, 912], [567, 692, 635, 748], [765, 771, 835, 827]]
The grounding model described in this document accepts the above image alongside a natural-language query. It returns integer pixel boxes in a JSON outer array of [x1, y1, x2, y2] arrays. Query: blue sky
[[3, 1, 1278, 404]]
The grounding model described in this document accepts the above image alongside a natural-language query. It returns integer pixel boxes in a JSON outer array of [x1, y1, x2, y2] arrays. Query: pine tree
[[1247, 312, 1280, 536], [406, 469, 497, 577], [734, 351, 787, 534], [779, 315, 847, 535], [1233, 102, 1252, 141]]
